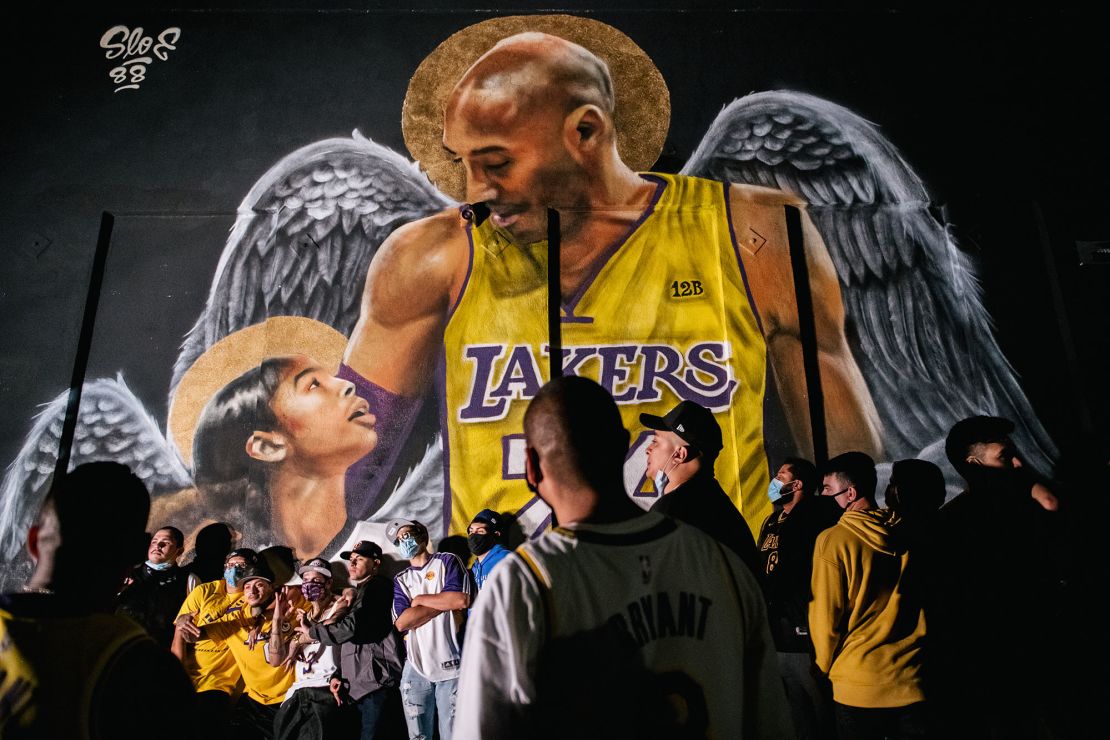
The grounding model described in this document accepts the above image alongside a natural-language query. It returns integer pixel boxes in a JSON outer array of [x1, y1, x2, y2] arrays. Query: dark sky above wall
[[1, 4, 1107, 471]]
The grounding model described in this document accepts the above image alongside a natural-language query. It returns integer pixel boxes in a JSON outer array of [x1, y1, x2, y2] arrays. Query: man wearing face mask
[[642, 400, 758, 574], [173, 547, 258, 728], [389, 519, 472, 740], [757, 458, 840, 740], [467, 510, 511, 593], [270, 557, 356, 740], [810, 452, 927, 739], [299, 541, 405, 740], [117, 525, 190, 646]]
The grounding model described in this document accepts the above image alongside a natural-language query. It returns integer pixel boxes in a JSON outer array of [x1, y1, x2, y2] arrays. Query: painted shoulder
[[367, 205, 470, 314], [727, 182, 805, 209]]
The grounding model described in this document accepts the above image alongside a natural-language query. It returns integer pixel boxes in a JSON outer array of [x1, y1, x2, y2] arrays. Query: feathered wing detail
[[364, 435, 446, 546], [683, 91, 1057, 471], [169, 131, 453, 396], [0, 375, 193, 562]]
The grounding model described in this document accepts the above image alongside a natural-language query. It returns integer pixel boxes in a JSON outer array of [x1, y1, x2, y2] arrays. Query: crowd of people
[[1, 376, 1103, 739]]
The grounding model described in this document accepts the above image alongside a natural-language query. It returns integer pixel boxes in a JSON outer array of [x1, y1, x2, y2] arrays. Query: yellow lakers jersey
[[442, 173, 770, 536], [0, 606, 149, 738]]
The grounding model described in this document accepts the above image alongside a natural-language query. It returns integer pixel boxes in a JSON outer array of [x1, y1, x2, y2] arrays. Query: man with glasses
[[389, 519, 471, 740], [809, 452, 927, 739], [301, 541, 405, 740]]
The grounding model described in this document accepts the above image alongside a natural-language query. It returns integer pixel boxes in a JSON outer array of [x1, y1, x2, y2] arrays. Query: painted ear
[[246, 431, 288, 463], [564, 105, 606, 154]]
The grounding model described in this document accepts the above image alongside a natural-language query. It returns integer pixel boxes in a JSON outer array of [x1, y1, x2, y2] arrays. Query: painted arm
[[732, 186, 883, 458], [343, 211, 470, 395]]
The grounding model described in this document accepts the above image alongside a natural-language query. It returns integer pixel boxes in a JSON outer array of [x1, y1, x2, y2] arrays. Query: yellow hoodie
[[809, 508, 926, 708]]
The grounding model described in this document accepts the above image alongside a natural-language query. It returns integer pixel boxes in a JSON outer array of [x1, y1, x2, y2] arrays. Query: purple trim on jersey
[[436, 350, 453, 538], [560, 174, 667, 317], [516, 495, 541, 517], [337, 364, 423, 519], [560, 312, 594, 324], [533, 513, 553, 538], [437, 552, 469, 594], [501, 434, 526, 480], [392, 579, 411, 622], [723, 180, 766, 336], [447, 219, 476, 321]]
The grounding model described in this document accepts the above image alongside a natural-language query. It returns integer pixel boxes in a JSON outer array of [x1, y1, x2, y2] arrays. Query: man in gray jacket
[[298, 541, 404, 740]]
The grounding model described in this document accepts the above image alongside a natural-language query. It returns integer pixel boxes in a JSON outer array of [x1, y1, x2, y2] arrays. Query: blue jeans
[[356, 688, 388, 740], [400, 661, 457, 740]]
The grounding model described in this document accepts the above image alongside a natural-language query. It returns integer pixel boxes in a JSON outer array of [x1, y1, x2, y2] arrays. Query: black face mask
[[468, 532, 495, 556]]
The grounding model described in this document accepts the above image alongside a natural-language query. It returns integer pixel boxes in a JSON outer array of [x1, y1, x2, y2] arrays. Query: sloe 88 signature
[[100, 25, 180, 93]]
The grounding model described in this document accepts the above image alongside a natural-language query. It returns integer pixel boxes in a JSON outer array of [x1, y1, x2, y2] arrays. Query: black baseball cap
[[340, 540, 383, 561], [640, 401, 723, 456], [470, 509, 503, 530], [945, 416, 1015, 468], [238, 563, 275, 585]]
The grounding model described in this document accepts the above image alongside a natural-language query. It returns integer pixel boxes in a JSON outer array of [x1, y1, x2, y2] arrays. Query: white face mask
[[653, 453, 681, 495], [146, 560, 173, 571], [653, 469, 670, 494]]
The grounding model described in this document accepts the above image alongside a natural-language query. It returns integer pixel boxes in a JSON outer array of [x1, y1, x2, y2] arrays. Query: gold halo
[[168, 317, 348, 467], [403, 14, 671, 201]]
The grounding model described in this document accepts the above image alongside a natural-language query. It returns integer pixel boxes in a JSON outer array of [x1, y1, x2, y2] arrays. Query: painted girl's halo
[[168, 316, 347, 466], [403, 14, 671, 202]]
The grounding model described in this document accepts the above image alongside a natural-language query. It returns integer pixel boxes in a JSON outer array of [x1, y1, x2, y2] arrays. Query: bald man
[[345, 32, 881, 537], [454, 376, 791, 738]]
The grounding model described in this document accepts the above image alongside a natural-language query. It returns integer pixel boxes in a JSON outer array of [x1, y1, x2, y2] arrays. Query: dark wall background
[[1, 3, 1107, 474]]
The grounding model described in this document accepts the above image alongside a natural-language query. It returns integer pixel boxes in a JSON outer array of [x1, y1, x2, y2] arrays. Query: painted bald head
[[448, 32, 615, 129]]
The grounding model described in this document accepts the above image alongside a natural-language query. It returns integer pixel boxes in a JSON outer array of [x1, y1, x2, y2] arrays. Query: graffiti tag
[[100, 25, 180, 93]]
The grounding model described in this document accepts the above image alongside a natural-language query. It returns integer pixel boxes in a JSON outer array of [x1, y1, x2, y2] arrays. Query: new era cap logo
[[676, 424, 685, 432]]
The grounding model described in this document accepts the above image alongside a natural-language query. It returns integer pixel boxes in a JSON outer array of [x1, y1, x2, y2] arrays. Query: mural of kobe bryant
[[0, 15, 1058, 574], [391, 14, 1053, 532], [378, 19, 867, 533]]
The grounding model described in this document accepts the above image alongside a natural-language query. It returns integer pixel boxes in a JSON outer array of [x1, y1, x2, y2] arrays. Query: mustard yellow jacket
[[809, 508, 926, 708]]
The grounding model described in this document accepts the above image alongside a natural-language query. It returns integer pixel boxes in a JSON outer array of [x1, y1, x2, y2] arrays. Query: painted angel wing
[[169, 130, 453, 394], [0, 375, 192, 562], [682, 90, 1057, 471]]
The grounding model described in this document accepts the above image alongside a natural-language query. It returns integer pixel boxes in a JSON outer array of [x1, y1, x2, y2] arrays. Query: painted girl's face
[[268, 355, 378, 475]]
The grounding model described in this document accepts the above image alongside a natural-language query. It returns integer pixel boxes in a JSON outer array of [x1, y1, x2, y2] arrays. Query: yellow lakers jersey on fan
[[442, 173, 770, 536]]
